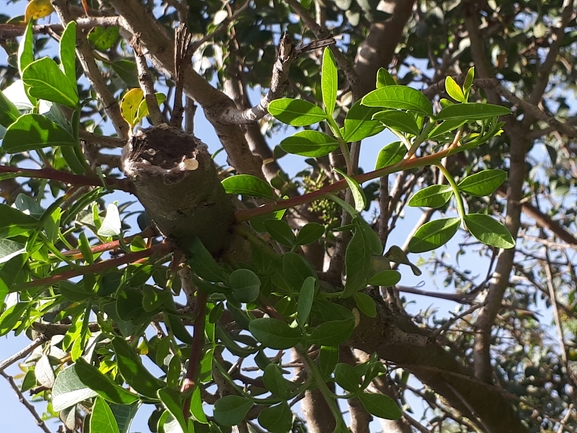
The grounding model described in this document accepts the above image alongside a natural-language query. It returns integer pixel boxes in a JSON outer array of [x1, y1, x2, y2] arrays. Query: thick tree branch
[[354, 0, 416, 97]]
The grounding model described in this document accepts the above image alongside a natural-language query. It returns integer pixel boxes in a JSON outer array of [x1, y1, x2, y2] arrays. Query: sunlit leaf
[[222, 174, 275, 199], [268, 98, 327, 126], [464, 214, 515, 249], [322, 48, 338, 115], [362, 85, 433, 116], [408, 217, 460, 253], [280, 130, 339, 157]]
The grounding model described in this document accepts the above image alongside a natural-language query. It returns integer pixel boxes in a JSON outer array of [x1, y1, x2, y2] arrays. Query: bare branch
[[0, 337, 45, 373]]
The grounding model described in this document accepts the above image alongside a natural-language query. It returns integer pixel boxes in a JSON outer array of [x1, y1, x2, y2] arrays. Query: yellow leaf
[[120, 88, 144, 127], [25, 0, 55, 22]]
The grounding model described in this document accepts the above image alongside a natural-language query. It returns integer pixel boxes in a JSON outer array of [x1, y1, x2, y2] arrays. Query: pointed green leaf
[[88, 26, 120, 51], [322, 48, 338, 115], [464, 214, 515, 249], [297, 276, 316, 327], [280, 130, 339, 157], [249, 318, 302, 349], [283, 252, 317, 290], [222, 174, 275, 199], [376, 68, 396, 88], [111, 337, 164, 398], [60, 21, 77, 86], [344, 229, 372, 297], [334, 168, 366, 212], [436, 103, 510, 121], [354, 292, 377, 317], [18, 21, 34, 76], [362, 85, 433, 116], [375, 141, 407, 170], [427, 118, 467, 139], [74, 358, 139, 405], [214, 395, 253, 426], [136, 92, 167, 122], [408, 184, 453, 208], [295, 222, 325, 245], [0, 302, 28, 336], [308, 318, 355, 346], [3, 113, 76, 153], [0, 239, 26, 265], [108, 403, 139, 433], [342, 100, 385, 142], [463, 67, 475, 93], [457, 169, 506, 196], [158, 388, 189, 433], [258, 402, 293, 433], [445, 76, 465, 102], [230, 268, 261, 303], [91, 398, 121, 433], [372, 110, 421, 136], [268, 98, 327, 126], [186, 237, 228, 283], [0, 203, 39, 237], [0, 89, 22, 128], [264, 219, 296, 246], [359, 392, 402, 420], [22, 57, 78, 108], [408, 217, 460, 253]]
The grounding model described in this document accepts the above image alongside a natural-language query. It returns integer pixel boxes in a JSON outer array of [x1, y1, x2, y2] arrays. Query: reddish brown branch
[[15, 242, 173, 290]]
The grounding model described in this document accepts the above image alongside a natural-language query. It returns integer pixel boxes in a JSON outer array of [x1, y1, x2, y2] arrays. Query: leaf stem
[[326, 115, 353, 175], [436, 163, 466, 223]]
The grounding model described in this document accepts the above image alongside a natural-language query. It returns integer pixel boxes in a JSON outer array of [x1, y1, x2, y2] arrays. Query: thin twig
[[0, 337, 46, 373], [0, 370, 52, 433], [131, 36, 163, 126]]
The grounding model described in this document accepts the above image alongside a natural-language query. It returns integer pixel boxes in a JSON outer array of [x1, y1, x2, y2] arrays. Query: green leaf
[[0, 302, 28, 336], [408, 184, 453, 208], [136, 92, 167, 122], [464, 67, 475, 93], [283, 252, 317, 290], [354, 292, 377, 317], [0, 89, 21, 128], [376, 68, 396, 88], [88, 26, 120, 51], [445, 76, 465, 103], [222, 174, 275, 199], [22, 57, 78, 108], [91, 397, 121, 433], [158, 388, 189, 433], [280, 130, 339, 157], [97, 203, 121, 237], [108, 403, 139, 433], [367, 270, 401, 286], [158, 411, 184, 433], [18, 21, 34, 76], [297, 276, 316, 327], [334, 168, 366, 212], [308, 318, 355, 346], [342, 100, 385, 142], [0, 239, 26, 265], [334, 363, 360, 392], [375, 141, 407, 170], [111, 60, 139, 87], [358, 392, 402, 420], [74, 358, 139, 405], [3, 113, 76, 153], [213, 395, 253, 426], [464, 214, 515, 249], [230, 268, 261, 303], [295, 222, 324, 245], [263, 364, 291, 399], [0, 204, 38, 237], [322, 48, 338, 115], [318, 345, 339, 377], [187, 237, 228, 283], [60, 21, 77, 86], [362, 85, 433, 117], [372, 110, 421, 136], [258, 402, 293, 433], [436, 103, 511, 121], [457, 169, 506, 196], [52, 364, 98, 411], [268, 98, 327, 126], [427, 118, 467, 139], [249, 318, 302, 349], [343, 221, 374, 297], [264, 219, 296, 246], [408, 217, 460, 253], [111, 337, 164, 399]]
